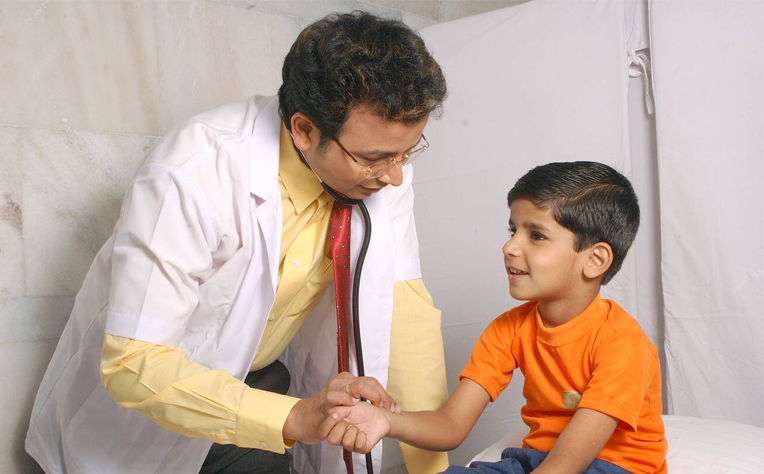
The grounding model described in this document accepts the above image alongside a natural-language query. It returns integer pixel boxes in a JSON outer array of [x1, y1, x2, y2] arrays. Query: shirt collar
[[278, 123, 327, 213]]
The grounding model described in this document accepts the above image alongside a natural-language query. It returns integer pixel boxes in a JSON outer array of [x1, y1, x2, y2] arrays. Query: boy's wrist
[[383, 408, 398, 439]]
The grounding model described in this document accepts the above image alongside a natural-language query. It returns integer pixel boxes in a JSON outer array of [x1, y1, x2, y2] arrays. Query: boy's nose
[[502, 238, 519, 257]]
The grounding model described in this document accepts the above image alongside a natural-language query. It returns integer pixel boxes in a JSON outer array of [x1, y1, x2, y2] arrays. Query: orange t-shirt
[[460, 295, 667, 474]]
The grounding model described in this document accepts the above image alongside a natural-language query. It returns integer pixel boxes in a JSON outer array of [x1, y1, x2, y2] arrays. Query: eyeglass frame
[[330, 134, 429, 179]]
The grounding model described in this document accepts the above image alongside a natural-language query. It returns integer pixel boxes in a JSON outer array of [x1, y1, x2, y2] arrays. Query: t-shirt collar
[[534, 294, 607, 346]]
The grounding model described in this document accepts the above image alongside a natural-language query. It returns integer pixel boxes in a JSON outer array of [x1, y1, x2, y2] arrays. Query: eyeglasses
[[331, 134, 429, 179]]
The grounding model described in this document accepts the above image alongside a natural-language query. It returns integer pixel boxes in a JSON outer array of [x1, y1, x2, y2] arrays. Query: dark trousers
[[199, 360, 292, 474], [440, 448, 632, 474]]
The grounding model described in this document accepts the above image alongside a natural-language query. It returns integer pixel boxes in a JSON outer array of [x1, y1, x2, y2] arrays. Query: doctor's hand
[[282, 372, 399, 445], [320, 402, 392, 454]]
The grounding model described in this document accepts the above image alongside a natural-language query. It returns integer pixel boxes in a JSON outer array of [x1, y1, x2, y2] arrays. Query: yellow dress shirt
[[100, 124, 448, 472]]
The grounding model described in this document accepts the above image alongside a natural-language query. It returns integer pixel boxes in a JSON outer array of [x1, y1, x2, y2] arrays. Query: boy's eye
[[507, 226, 516, 236], [530, 231, 546, 241]]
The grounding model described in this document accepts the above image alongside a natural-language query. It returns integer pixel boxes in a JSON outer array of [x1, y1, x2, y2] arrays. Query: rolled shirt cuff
[[235, 389, 300, 453]]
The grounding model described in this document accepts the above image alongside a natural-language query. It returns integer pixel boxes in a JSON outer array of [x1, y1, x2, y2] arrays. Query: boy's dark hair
[[507, 161, 640, 285], [278, 11, 447, 146]]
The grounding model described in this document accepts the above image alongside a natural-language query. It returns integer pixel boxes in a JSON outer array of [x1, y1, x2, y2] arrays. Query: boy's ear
[[583, 242, 613, 280], [290, 112, 319, 152]]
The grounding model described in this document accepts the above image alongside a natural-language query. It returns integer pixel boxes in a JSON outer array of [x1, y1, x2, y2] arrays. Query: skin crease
[[322, 199, 623, 474], [289, 107, 429, 200], [281, 107, 425, 445]]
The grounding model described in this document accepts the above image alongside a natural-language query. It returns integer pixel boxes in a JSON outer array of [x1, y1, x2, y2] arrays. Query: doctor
[[25, 11, 449, 474]]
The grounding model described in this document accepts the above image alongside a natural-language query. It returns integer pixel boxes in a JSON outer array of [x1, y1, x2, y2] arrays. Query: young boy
[[322, 161, 667, 474]]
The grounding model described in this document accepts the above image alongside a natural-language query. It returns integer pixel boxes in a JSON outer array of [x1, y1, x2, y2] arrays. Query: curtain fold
[[649, 0, 764, 426], [415, 0, 763, 464]]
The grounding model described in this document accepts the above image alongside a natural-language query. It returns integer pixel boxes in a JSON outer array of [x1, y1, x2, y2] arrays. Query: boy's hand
[[283, 372, 399, 445], [321, 402, 392, 453]]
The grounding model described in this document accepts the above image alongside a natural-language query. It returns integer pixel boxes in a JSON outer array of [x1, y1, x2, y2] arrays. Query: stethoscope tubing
[[291, 133, 376, 473], [321, 182, 375, 474]]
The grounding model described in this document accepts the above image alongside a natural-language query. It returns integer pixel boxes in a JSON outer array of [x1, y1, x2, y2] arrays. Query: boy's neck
[[537, 285, 601, 328]]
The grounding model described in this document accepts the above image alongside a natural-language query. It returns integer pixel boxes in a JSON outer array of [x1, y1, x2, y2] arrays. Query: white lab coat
[[25, 95, 423, 474]]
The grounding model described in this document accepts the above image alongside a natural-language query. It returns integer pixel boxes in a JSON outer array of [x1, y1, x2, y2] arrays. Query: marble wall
[[0, 1, 525, 472]]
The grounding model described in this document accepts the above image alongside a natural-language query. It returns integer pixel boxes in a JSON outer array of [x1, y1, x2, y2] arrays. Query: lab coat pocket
[[64, 385, 180, 473]]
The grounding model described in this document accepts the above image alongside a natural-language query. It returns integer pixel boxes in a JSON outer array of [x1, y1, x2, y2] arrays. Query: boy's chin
[[508, 287, 534, 301]]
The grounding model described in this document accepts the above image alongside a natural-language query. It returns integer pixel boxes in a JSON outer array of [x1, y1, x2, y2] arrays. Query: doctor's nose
[[375, 161, 404, 187]]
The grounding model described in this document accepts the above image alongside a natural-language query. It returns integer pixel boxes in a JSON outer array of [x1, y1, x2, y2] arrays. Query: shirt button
[[260, 441, 268, 448], [293, 260, 301, 268]]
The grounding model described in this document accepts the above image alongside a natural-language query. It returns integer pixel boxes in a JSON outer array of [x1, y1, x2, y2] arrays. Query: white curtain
[[650, 0, 764, 426], [418, 0, 632, 464], [416, 0, 763, 465]]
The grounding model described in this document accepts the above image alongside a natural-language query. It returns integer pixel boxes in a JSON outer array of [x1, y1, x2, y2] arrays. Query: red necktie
[[330, 201, 354, 474]]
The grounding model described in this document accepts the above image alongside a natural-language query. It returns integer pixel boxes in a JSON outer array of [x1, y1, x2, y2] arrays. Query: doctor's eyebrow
[[354, 136, 424, 161]]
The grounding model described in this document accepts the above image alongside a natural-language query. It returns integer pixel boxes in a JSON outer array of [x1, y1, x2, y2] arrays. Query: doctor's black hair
[[278, 11, 446, 145], [506, 161, 640, 285]]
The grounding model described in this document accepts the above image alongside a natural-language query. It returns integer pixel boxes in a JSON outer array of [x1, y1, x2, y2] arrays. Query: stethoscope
[[292, 136, 375, 474]]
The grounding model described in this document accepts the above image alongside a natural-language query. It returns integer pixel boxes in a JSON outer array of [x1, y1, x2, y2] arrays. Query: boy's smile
[[506, 266, 528, 279], [503, 199, 593, 323]]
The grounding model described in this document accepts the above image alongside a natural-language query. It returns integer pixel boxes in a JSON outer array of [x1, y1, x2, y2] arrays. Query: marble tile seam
[[0, 294, 77, 300], [206, 0, 317, 22], [0, 123, 161, 140], [149, 0, 164, 138], [1, 336, 60, 345], [208, 0, 406, 21]]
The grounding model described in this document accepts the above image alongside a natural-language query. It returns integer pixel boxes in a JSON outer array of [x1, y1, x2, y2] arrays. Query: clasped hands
[[282, 371, 396, 452], [320, 393, 393, 454]]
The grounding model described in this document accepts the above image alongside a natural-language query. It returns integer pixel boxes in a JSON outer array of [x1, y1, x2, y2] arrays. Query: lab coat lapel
[[348, 191, 394, 391], [249, 96, 282, 295], [346, 193, 392, 474]]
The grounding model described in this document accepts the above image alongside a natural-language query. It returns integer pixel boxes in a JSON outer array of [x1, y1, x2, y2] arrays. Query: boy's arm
[[531, 408, 618, 474], [324, 378, 491, 453], [390, 378, 491, 451]]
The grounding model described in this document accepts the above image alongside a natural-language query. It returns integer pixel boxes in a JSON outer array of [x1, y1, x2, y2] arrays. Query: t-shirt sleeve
[[459, 312, 518, 402], [578, 333, 658, 431]]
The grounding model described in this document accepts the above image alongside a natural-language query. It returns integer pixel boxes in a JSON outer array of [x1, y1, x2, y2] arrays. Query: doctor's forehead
[[339, 108, 427, 148]]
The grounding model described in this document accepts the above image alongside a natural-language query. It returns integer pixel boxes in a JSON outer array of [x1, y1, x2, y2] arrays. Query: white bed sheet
[[469, 415, 764, 473]]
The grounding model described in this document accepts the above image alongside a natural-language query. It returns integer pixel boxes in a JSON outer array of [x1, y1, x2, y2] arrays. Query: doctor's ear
[[290, 112, 320, 152], [583, 242, 613, 281]]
